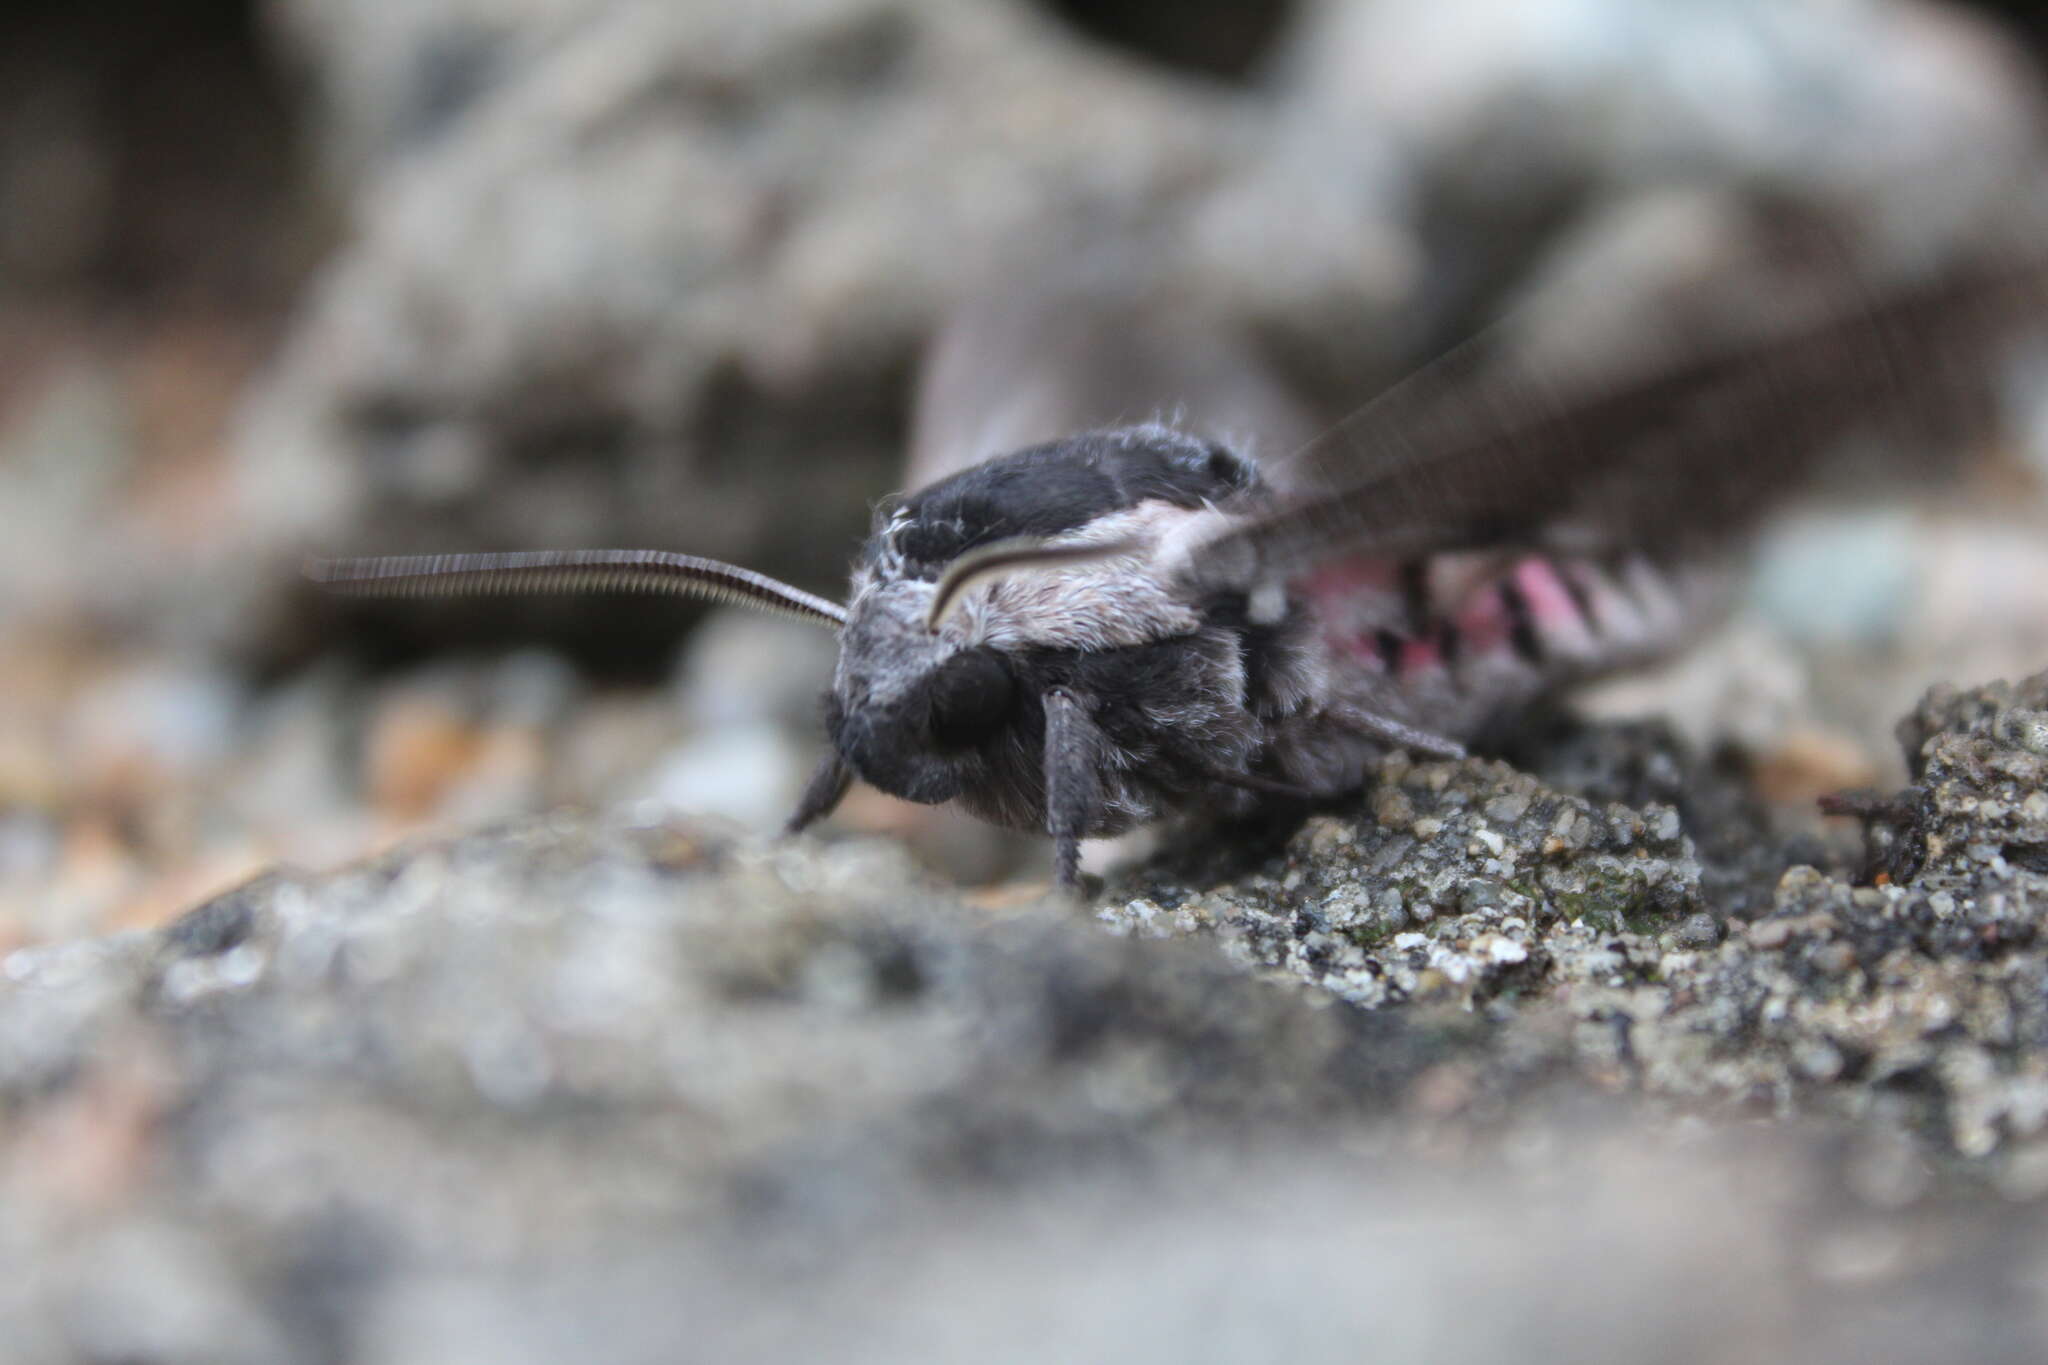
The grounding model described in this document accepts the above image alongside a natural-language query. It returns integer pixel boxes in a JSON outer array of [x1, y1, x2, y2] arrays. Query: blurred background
[[6, 0, 2048, 945]]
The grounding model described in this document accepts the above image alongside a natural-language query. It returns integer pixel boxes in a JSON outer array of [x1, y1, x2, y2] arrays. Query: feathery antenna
[[305, 549, 848, 629]]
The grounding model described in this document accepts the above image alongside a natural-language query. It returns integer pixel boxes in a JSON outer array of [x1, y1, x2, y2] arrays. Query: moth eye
[[1178, 441, 1251, 493], [925, 649, 1016, 751]]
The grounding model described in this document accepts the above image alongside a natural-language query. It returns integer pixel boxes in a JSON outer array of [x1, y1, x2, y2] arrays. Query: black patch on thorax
[[876, 426, 1256, 575]]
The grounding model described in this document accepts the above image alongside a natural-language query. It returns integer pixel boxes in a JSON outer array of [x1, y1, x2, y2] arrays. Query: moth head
[[824, 528, 1166, 806], [823, 572, 1017, 807], [825, 439, 1250, 810]]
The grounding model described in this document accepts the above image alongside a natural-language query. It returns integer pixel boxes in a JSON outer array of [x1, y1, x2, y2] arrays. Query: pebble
[[1371, 786, 1416, 830], [66, 659, 244, 790], [1812, 942, 1859, 977], [1668, 913, 1721, 950], [364, 693, 489, 822], [634, 725, 809, 831], [1995, 708, 2048, 755]]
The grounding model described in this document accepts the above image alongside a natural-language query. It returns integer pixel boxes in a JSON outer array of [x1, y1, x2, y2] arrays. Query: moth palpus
[[309, 229, 2048, 890]]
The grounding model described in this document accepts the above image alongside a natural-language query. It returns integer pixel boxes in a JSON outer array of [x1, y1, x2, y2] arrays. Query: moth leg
[[1194, 765, 1315, 800], [1347, 707, 1467, 760], [1042, 688, 1105, 894], [784, 750, 855, 836]]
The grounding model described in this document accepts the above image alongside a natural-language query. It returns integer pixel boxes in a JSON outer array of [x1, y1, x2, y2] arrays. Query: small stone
[[1477, 934, 1527, 966], [1303, 818, 1350, 858], [1669, 913, 1721, 949], [1458, 879, 1504, 913], [1794, 1039, 1844, 1082], [1484, 791, 1531, 824], [363, 693, 487, 822], [1811, 942, 1857, 977], [1776, 865, 1827, 897], [1410, 967, 1453, 999], [1994, 708, 2048, 755], [1748, 919, 1795, 950], [1371, 787, 1416, 830]]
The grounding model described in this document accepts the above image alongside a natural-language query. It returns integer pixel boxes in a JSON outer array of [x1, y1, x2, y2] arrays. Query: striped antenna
[[925, 535, 1139, 632], [306, 549, 848, 629]]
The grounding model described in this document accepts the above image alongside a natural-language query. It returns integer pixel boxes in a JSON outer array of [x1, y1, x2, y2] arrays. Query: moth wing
[[1183, 216, 2048, 594], [908, 241, 1320, 491]]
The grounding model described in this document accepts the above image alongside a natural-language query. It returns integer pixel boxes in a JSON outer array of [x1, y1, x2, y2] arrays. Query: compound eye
[[1173, 440, 1253, 496], [925, 649, 1016, 751]]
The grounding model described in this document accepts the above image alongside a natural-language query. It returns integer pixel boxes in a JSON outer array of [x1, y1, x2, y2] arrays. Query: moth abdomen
[[1305, 550, 1711, 686]]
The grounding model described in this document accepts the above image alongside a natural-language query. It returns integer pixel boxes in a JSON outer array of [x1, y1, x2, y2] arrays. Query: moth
[[309, 222, 2048, 890]]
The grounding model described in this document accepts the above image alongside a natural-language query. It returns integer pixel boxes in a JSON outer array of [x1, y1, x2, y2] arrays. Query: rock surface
[[1105, 750, 1708, 1011], [5, 4, 2048, 1355], [5, 674, 2048, 1359], [0, 810, 1499, 1360], [1109, 672, 2048, 1170]]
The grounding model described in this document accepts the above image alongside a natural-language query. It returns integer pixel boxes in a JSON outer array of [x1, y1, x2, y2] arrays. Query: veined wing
[[1182, 223, 2048, 592]]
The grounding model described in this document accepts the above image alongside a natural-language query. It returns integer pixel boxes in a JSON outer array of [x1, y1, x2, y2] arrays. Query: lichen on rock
[[1102, 751, 1704, 1011], [1110, 670, 2048, 1163]]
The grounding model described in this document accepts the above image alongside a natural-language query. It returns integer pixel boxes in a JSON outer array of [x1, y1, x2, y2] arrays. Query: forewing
[[908, 243, 1320, 489], [1183, 230, 2048, 591]]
